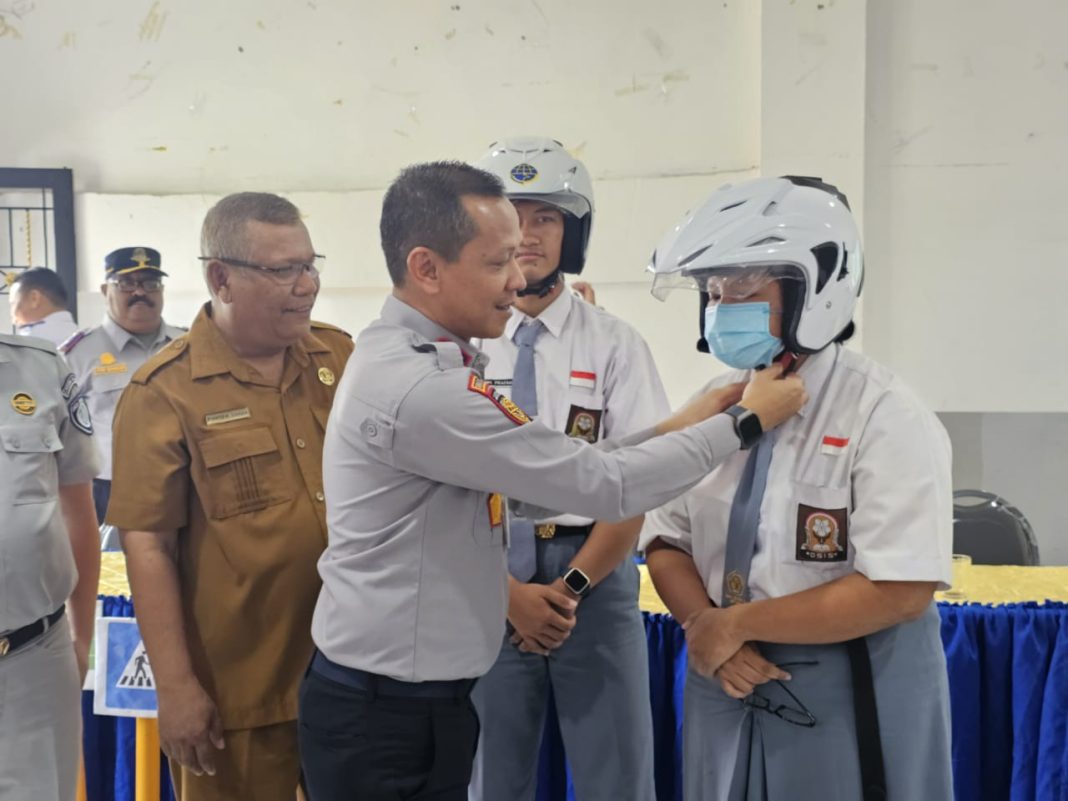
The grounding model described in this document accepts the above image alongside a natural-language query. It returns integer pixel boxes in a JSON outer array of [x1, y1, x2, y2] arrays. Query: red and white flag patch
[[569, 370, 596, 391], [821, 436, 849, 456]]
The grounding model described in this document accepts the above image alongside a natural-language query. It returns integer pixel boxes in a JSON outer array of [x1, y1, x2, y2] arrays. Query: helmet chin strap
[[517, 268, 562, 298]]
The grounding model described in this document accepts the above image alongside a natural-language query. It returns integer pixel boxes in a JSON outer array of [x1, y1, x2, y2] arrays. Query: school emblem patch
[[509, 163, 538, 184], [565, 404, 602, 443], [795, 503, 848, 562], [467, 374, 531, 425]]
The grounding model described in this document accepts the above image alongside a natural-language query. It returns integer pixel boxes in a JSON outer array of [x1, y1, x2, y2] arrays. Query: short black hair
[[12, 267, 69, 309], [380, 161, 505, 287]]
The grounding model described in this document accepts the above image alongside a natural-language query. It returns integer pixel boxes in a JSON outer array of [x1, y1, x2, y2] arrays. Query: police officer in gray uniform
[[61, 246, 185, 525], [299, 161, 807, 801], [0, 334, 101, 801]]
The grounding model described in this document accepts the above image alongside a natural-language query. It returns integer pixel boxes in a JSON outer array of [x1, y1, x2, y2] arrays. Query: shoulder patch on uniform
[[468, 373, 531, 425], [68, 394, 93, 435], [58, 328, 91, 354], [311, 320, 353, 339], [131, 335, 189, 384], [61, 373, 79, 400]]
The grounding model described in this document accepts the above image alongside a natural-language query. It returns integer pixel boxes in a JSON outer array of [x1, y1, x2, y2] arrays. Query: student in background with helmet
[[642, 176, 953, 800], [468, 138, 679, 801]]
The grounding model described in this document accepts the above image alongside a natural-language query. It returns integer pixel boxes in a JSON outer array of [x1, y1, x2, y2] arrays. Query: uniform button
[[315, 491, 325, 503], [172, 339, 185, 350], [366, 424, 378, 437], [296, 438, 306, 449]]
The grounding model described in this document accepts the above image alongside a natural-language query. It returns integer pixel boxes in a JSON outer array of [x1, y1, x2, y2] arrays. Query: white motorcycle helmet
[[648, 175, 863, 355], [475, 137, 594, 293]]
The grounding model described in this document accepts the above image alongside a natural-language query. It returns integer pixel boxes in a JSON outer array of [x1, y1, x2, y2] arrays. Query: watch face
[[564, 569, 590, 595]]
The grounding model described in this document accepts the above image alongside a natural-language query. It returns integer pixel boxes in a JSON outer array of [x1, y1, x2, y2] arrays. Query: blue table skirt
[[85, 600, 1068, 801]]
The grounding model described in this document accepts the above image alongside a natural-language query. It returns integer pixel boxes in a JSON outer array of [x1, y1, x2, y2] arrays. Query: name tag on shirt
[[569, 370, 596, 391], [205, 407, 252, 426], [94, 363, 129, 375]]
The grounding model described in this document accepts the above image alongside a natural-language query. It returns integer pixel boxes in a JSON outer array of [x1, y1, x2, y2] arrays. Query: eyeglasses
[[108, 277, 164, 293], [741, 660, 818, 728], [199, 255, 324, 286]]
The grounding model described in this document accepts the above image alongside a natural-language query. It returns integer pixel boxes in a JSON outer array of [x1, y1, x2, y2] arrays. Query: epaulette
[[311, 320, 353, 339], [412, 340, 467, 371], [130, 335, 190, 384], [58, 328, 91, 354], [0, 333, 58, 356]]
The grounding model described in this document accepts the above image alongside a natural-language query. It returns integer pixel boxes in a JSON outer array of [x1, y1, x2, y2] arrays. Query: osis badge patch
[[795, 503, 848, 562], [565, 404, 602, 443]]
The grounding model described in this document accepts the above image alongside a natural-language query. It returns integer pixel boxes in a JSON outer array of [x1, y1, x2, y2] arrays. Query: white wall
[[4, 1, 1067, 556], [863, 0, 1068, 412]]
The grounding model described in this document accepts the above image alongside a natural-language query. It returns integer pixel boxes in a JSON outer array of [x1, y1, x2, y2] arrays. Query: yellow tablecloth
[[637, 564, 1068, 615], [99, 552, 132, 597], [102, 552, 1068, 611]]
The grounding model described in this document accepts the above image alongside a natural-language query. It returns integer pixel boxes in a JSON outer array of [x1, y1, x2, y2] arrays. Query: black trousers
[[92, 478, 111, 524], [298, 666, 480, 801]]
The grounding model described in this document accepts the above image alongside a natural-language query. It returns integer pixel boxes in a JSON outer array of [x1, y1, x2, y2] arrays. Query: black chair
[[952, 490, 1040, 566]]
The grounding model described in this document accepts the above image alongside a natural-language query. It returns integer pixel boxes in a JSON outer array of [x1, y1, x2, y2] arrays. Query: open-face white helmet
[[475, 137, 594, 275], [648, 175, 863, 354]]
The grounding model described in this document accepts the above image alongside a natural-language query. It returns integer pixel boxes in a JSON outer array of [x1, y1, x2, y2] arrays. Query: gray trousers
[[683, 604, 952, 800], [0, 615, 81, 801], [470, 537, 655, 801]]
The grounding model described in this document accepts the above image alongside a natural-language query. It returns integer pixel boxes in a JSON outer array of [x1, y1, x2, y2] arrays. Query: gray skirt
[[683, 603, 953, 801]]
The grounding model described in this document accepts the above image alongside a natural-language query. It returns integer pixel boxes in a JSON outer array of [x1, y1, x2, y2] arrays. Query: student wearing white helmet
[[468, 138, 675, 801], [643, 175, 954, 800]]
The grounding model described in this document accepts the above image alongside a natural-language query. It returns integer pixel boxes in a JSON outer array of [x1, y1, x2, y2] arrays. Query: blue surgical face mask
[[703, 302, 785, 370]]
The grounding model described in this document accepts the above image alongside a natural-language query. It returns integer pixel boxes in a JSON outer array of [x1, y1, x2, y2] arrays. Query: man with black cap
[[61, 247, 185, 523]]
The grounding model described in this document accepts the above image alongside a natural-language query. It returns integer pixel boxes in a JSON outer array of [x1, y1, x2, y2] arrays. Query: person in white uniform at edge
[[299, 161, 807, 801], [0, 334, 100, 801], [467, 137, 675, 801], [9, 268, 78, 345], [642, 175, 954, 801]]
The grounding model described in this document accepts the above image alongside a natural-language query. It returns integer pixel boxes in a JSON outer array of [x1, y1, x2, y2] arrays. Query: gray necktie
[[721, 433, 775, 607], [506, 320, 544, 581]]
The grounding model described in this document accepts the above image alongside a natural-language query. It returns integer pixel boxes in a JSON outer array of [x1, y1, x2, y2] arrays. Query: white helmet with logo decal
[[475, 137, 594, 276], [647, 175, 863, 354]]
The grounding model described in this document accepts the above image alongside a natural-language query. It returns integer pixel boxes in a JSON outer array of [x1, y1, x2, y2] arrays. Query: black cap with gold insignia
[[104, 247, 168, 278]]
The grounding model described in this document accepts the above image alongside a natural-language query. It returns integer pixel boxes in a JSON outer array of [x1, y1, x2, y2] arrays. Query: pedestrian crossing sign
[[93, 617, 158, 718]]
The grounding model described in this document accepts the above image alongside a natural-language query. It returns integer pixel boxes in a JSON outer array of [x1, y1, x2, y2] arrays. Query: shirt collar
[[101, 314, 180, 352], [18, 309, 74, 332], [793, 344, 840, 418], [504, 287, 573, 340], [380, 295, 482, 365], [187, 302, 329, 381]]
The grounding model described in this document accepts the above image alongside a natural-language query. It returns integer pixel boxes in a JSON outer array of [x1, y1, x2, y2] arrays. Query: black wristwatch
[[724, 404, 763, 450], [561, 567, 592, 598]]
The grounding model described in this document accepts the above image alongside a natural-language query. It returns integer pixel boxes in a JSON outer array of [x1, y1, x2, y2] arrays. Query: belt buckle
[[535, 523, 556, 539], [0, 638, 9, 657]]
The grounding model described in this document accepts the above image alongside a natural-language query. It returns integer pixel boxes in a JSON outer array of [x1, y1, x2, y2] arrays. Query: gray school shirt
[[0, 334, 99, 632], [311, 295, 741, 682]]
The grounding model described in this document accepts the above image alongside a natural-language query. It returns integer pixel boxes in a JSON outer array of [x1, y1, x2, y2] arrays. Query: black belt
[[0, 607, 64, 658], [311, 652, 476, 700], [534, 523, 593, 540], [846, 637, 887, 801]]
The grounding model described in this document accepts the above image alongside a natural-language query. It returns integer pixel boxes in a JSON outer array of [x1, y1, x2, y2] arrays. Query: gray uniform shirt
[[0, 334, 99, 632], [311, 296, 741, 682], [61, 315, 185, 479], [16, 310, 77, 346]]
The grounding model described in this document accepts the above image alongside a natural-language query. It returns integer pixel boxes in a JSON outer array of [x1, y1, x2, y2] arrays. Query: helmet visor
[[651, 263, 803, 303]]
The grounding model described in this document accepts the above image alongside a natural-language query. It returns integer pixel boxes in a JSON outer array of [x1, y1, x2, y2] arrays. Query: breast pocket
[[785, 482, 853, 569], [0, 422, 62, 505], [197, 426, 292, 520], [563, 391, 604, 444]]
